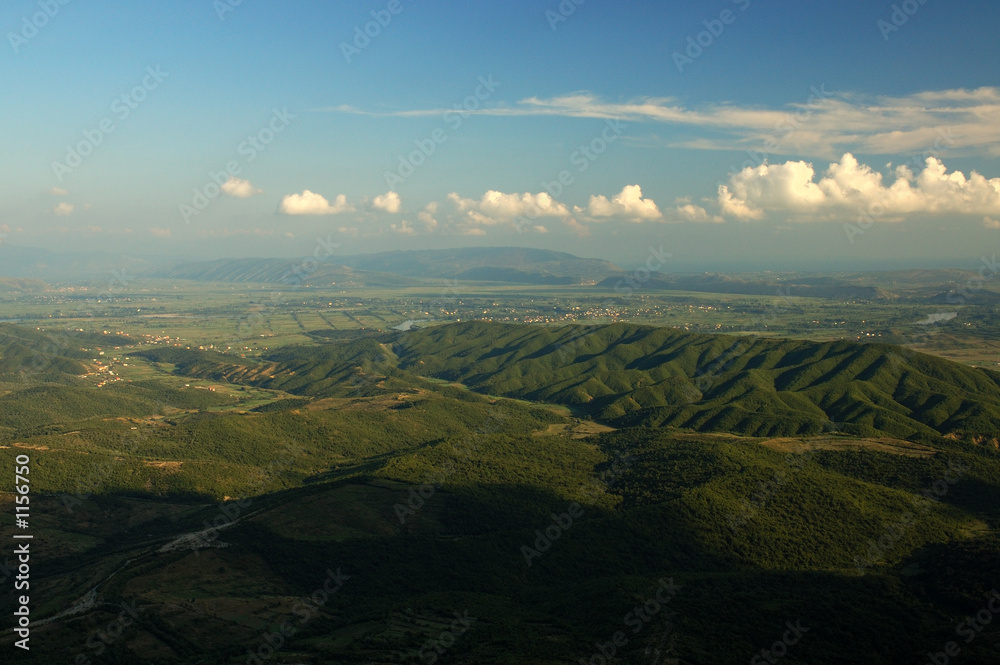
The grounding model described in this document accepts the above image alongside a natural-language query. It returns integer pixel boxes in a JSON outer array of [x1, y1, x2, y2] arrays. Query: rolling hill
[[393, 322, 1000, 441], [2, 320, 1000, 663], [134, 321, 1000, 443]]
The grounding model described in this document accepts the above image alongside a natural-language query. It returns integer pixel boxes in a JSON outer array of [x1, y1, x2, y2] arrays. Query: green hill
[[136, 321, 1000, 442], [2, 321, 1000, 664], [392, 322, 1000, 441]]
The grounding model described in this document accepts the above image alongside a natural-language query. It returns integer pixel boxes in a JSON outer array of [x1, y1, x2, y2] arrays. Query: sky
[[1, 0, 999, 271]]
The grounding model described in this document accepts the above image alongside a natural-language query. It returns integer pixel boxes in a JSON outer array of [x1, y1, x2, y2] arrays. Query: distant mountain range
[[0, 246, 155, 281], [146, 247, 621, 286], [3, 244, 998, 303]]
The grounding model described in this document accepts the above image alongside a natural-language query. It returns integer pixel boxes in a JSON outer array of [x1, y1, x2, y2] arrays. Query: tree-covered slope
[[393, 322, 1000, 441], [137, 321, 1000, 441]]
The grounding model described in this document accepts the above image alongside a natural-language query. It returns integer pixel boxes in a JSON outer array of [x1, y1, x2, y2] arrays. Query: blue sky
[[2, 0, 999, 270]]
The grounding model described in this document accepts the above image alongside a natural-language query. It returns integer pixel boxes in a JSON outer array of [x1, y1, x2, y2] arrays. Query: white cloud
[[447, 190, 571, 229], [329, 87, 1000, 158], [150, 227, 172, 238], [391, 219, 415, 235], [718, 185, 764, 220], [53, 202, 74, 216], [279, 190, 353, 216], [676, 203, 724, 223], [984, 217, 1000, 229], [587, 185, 662, 221], [48, 187, 68, 196], [373, 191, 402, 213], [418, 204, 439, 232], [221, 177, 262, 198], [563, 218, 591, 238], [717, 154, 1000, 221]]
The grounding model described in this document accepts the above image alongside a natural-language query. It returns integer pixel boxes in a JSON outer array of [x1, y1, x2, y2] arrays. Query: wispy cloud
[[325, 87, 1000, 157]]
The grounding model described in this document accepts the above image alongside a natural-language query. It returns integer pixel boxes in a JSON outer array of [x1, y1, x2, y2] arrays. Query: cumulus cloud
[[373, 191, 402, 213], [447, 190, 571, 229], [279, 190, 353, 215], [563, 217, 591, 238], [221, 177, 263, 198], [150, 227, 172, 238], [53, 202, 74, 216], [717, 154, 1000, 221], [391, 219, 415, 235], [676, 203, 724, 223], [587, 185, 662, 221], [984, 217, 1000, 229], [418, 203, 439, 232], [48, 187, 68, 196]]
